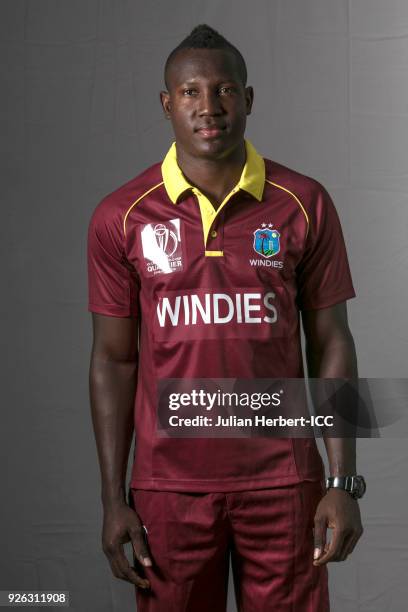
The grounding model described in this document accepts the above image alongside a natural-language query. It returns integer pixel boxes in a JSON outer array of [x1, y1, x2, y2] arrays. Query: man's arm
[[89, 313, 151, 588], [302, 302, 363, 565]]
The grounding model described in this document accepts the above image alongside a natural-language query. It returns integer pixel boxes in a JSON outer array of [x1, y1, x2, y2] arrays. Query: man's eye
[[219, 87, 233, 94], [183, 89, 197, 96]]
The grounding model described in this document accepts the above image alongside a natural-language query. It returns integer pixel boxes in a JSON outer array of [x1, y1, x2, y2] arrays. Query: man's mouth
[[195, 126, 226, 138]]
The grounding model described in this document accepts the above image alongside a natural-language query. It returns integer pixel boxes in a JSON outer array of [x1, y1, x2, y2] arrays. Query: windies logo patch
[[141, 218, 183, 276], [250, 223, 284, 269], [253, 224, 280, 257]]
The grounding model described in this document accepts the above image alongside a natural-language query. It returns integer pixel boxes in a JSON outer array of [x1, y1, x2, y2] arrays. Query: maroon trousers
[[129, 481, 329, 612]]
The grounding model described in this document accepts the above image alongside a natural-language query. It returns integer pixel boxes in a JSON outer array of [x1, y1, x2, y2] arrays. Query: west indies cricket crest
[[253, 224, 280, 258]]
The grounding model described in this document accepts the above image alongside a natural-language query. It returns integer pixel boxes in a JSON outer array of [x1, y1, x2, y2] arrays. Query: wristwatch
[[325, 475, 366, 499]]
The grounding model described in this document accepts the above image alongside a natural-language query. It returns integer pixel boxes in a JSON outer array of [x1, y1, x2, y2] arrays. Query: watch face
[[354, 476, 366, 498]]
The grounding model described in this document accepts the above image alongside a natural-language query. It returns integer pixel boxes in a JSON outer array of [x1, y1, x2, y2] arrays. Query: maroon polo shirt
[[87, 139, 356, 492]]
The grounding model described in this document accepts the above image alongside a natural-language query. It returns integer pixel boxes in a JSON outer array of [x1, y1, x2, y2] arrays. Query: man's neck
[[175, 141, 246, 208]]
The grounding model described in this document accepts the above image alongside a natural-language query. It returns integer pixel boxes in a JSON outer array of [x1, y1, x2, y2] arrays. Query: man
[[88, 24, 364, 612]]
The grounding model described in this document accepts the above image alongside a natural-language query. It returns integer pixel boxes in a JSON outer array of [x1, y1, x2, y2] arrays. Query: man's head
[[160, 24, 253, 160]]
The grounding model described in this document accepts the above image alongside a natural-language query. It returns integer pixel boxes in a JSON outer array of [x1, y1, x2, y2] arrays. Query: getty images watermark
[[167, 387, 333, 429], [157, 378, 408, 438]]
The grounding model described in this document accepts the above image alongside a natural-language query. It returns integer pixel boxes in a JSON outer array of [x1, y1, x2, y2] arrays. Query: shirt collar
[[161, 138, 265, 204]]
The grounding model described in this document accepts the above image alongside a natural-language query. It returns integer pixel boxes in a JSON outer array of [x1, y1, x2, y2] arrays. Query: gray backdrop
[[1, 1, 407, 611]]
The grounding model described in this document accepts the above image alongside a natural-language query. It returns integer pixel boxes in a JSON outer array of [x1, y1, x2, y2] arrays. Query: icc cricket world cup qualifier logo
[[153, 223, 179, 257], [141, 218, 183, 276]]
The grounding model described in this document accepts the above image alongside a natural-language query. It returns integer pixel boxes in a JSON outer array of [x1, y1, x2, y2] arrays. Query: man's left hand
[[313, 488, 363, 565]]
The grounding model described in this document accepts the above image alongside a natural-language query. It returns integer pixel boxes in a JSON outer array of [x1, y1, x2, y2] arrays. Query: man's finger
[[314, 527, 347, 565], [313, 517, 327, 562], [111, 546, 150, 588], [340, 529, 362, 560], [131, 526, 153, 567], [336, 532, 355, 561], [111, 557, 150, 588]]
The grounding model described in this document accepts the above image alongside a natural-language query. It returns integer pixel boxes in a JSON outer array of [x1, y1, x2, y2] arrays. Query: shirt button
[[210, 230, 218, 238]]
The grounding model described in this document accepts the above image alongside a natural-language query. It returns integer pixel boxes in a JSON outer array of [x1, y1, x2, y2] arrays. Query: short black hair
[[164, 24, 247, 89]]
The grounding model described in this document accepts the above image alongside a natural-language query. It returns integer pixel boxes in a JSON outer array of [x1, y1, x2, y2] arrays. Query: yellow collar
[[161, 138, 265, 204]]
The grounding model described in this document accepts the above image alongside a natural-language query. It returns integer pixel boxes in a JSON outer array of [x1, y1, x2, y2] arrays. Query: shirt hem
[[130, 470, 325, 493], [88, 303, 137, 317], [299, 288, 356, 311]]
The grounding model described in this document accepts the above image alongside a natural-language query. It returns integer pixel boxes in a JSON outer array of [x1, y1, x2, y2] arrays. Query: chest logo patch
[[253, 224, 280, 257], [141, 218, 183, 276]]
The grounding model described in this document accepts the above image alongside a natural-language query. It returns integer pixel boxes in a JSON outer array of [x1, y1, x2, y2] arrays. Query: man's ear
[[160, 90, 171, 118], [245, 86, 254, 116]]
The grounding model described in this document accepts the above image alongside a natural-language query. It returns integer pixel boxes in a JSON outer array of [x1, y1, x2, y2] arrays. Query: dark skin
[[302, 305, 363, 564], [89, 47, 363, 589], [160, 48, 254, 208], [89, 315, 151, 589]]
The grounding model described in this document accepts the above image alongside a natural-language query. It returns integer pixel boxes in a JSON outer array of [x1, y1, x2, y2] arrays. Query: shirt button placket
[[208, 211, 224, 252]]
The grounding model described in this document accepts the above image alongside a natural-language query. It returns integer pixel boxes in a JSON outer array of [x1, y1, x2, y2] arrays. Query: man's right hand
[[102, 501, 152, 589]]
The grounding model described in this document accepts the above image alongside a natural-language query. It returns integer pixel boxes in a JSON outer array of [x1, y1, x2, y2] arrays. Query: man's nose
[[198, 90, 222, 116]]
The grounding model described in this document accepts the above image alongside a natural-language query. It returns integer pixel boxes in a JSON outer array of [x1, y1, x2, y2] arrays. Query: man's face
[[160, 48, 253, 160]]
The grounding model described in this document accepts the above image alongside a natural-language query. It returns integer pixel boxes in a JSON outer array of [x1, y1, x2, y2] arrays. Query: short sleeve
[[296, 184, 356, 311], [87, 201, 139, 318]]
